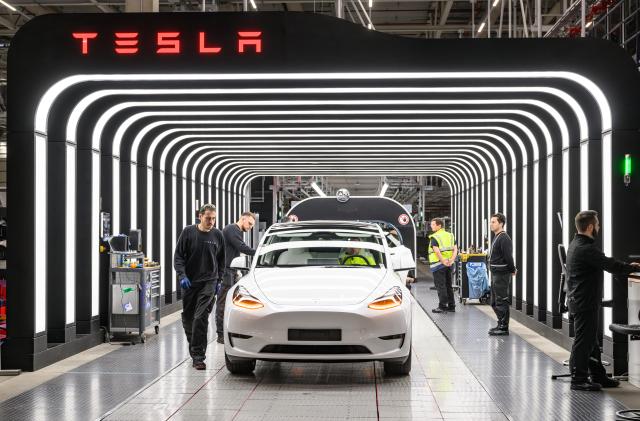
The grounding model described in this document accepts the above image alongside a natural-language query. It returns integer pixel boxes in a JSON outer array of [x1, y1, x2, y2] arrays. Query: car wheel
[[225, 353, 256, 374], [383, 349, 412, 375]]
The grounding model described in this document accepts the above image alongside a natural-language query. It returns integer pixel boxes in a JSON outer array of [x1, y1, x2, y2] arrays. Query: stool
[[609, 323, 640, 421]]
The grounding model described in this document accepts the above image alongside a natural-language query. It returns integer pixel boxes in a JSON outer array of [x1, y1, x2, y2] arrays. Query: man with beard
[[566, 210, 640, 391], [174, 204, 226, 370]]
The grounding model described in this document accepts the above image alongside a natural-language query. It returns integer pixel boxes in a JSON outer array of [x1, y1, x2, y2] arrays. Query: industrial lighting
[[368, 0, 372, 7], [36, 72, 612, 345], [492, 0, 500, 6], [367, 23, 372, 30], [249, 0, 257, 9], [379, 182, 389, 197], [586, 20, 593, 28], [624, 153, 632, 186], [478, 22, 486, 33], [310, 181, 326, 197], [0, 0, 16, 12]]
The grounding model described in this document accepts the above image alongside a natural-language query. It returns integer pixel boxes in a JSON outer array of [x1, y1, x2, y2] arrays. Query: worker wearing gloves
[[216, 212, 257, 344], [566, 210, 640, 391], [488, 212, 516, 336], [174, 204, 226, 370]]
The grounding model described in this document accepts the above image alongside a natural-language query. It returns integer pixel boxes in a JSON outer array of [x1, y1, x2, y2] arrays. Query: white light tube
[[379, 182, 389, 197], [92, 152, 100, 316], [492, 0, 500, 6], [250, 0, 257, 8], [34, 134, 47, 334], [0, 0, 16, 11], [66, 144, 76, 325], [310, 181, 326, 197], [478, 22, 486, 33]]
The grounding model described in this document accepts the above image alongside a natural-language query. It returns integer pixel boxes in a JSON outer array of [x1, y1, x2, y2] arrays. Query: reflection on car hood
[[253, 267, 386, 306]]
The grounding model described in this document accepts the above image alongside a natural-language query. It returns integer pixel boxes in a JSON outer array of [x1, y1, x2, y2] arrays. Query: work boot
[[216, 334, 224, 344], [489, 325, 509, 336], [192, 360, 207, 370], [571, 381, 602, 391], [593, 377, 620, 388], [488, 323, 501, 334], [432, 307, 448, 314], [447, 305, 456, 312]]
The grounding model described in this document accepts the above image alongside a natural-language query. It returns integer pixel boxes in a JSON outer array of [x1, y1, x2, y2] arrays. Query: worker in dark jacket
[[488, 212, 517, 336], [174, 204, 226, 370], [566, 210, 639, 391], [216, 212, 256, 344]]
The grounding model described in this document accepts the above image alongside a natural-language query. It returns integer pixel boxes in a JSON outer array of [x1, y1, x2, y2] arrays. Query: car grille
[[259, 345, 372, 354]]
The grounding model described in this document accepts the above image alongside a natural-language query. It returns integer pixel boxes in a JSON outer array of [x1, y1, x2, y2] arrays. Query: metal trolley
[[457, 253, 490, 305], [108, 252, 161, 343]]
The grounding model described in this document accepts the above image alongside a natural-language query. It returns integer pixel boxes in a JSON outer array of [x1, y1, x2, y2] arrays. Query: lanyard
[[490, 231, 505, 256]]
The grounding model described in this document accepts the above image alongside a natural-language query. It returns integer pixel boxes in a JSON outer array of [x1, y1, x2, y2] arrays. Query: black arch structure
[[4, 12, 640, 371]]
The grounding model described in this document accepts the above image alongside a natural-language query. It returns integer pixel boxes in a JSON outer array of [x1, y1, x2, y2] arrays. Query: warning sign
[[398, 214, 410, 225]]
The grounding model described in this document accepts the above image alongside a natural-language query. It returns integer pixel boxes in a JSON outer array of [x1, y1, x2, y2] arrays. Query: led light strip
[[33, 71, 610, 335]]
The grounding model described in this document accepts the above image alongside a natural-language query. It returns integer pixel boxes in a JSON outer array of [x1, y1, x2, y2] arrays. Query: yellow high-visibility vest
[[428, 228, 455, 269], [339, 251, 376, 266]]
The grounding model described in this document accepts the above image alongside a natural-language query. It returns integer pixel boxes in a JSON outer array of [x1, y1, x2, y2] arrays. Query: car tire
[[383, 349, 412, 375], [225, 353, 256, 374]]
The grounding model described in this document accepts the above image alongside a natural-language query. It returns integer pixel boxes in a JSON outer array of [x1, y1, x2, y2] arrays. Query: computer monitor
[[129, 229, 142, 252], [108, 235, 129, 253]]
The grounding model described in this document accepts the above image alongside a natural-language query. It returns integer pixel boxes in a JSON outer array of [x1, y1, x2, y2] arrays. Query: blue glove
[[180, 277, 191, 289]]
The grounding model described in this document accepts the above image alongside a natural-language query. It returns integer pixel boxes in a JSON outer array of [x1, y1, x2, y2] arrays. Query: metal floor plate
[[0, 271, 630, 421], [412, 266, 630, 421]]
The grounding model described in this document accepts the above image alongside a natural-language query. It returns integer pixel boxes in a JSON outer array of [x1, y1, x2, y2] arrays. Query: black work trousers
[[570, 309, 607, 383], [215, 270, 239, 335], [490, 271, 511, 327], [181, 280, 217, 362], [433, 266, 455, 309], [215, 282, 233, 335]]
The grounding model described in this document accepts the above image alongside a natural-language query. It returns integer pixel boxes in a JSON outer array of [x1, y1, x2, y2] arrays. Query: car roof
[[268, 220, 382, 233]]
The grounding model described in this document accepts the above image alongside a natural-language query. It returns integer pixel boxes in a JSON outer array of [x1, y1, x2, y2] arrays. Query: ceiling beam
[[436, 0, 455, 38]]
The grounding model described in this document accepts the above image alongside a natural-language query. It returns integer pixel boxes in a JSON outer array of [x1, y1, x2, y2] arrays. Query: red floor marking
[[164, 365, 225, 420], [373, 361, 381, 421], [231, 371, 263, 421]]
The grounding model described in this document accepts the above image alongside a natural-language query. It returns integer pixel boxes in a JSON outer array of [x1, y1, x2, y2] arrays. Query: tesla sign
[[72, 31, 263, 55]]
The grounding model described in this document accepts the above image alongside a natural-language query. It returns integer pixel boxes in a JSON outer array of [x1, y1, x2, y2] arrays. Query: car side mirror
[[391, 246, 415, 272], [230, 255, 250, 271]]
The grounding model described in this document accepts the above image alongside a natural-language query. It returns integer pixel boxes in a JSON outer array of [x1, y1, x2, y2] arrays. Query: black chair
[[610, 318, 640, 421], [551, 244, 572, 380]]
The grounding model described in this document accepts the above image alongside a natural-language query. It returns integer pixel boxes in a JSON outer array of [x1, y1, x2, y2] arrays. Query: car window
[[264, 230, 382, 246], [256, 243, 385, 268]]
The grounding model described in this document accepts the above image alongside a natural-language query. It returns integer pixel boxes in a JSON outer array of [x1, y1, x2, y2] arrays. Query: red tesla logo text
[[72, 31, 263, 55]]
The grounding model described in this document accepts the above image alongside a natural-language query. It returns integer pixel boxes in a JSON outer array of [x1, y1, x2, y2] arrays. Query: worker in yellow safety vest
[[428, 218, 458, 313], [339, 238, 377, 266]]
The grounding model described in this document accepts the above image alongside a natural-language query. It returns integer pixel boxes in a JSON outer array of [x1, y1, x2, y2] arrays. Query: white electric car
[[224, 220, 414, 375]]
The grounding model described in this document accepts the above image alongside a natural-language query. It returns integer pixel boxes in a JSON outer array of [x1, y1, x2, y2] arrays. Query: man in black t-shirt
[[216, 212, 256, 343], [174, 204, 225, 370]]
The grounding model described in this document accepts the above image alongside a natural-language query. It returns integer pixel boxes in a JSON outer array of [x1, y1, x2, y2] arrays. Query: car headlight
[[368, 286, 403, 310], [232, 285, 264, 310]]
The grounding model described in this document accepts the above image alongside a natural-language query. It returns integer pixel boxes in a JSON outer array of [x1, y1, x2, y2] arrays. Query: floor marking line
[[165, 365, 226, 420], [373, 361, 381, 421], [231, 368, 264, 421], [95, 332, 218, 421]]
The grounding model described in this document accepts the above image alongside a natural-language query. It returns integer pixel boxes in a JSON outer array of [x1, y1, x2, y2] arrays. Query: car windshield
[[256, 241, 386, 268], [264, 230, 383, 246]]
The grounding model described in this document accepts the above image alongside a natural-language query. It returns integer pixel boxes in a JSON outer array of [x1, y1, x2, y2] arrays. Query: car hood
[[253, 267, 387, 306]]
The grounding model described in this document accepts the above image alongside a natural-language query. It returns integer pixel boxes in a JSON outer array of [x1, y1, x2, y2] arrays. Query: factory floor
[[0, 266, 638, 421]]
